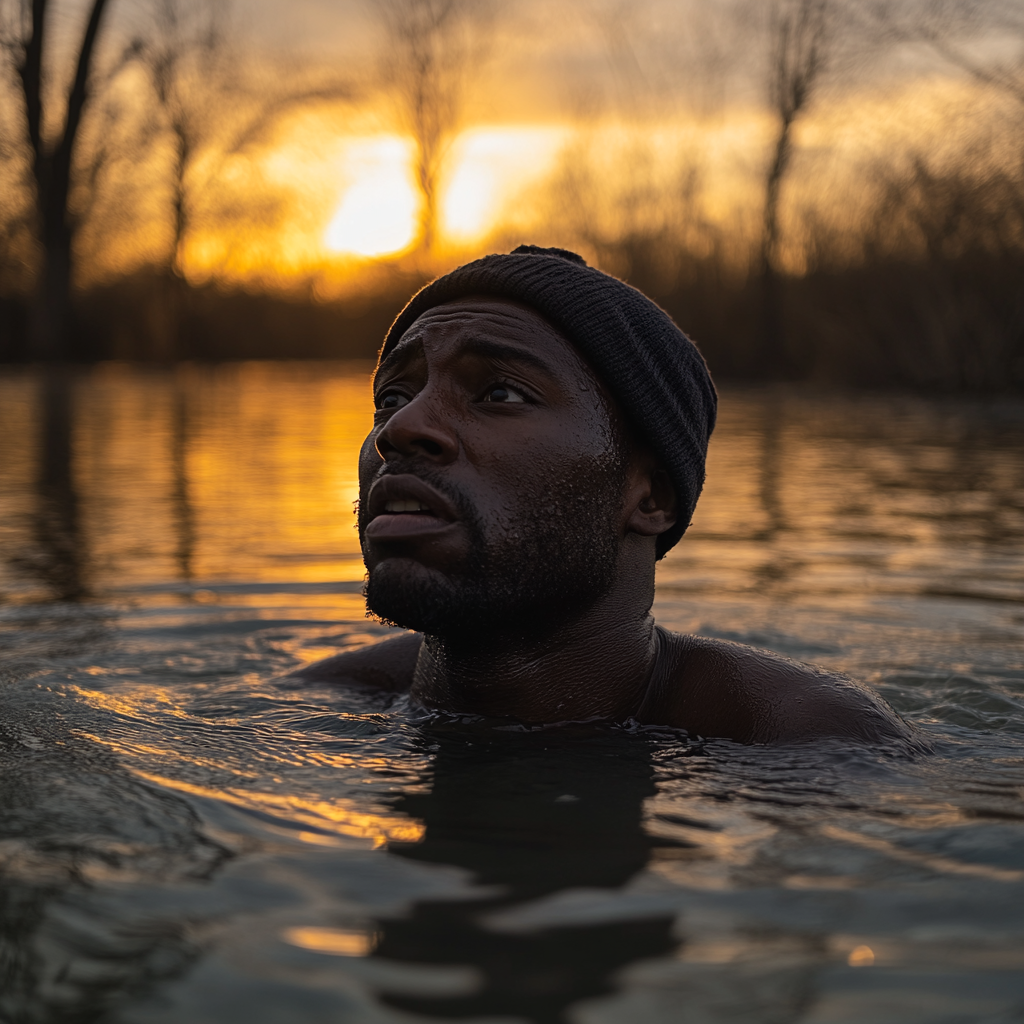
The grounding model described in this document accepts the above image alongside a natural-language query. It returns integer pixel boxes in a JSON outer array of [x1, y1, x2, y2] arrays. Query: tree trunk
[[757, 0, 829, 379], [20, 0, 112, 360], [33, 182, 75, 359], [155, 124, 192, 360], [759, 115, 795, 377], [418, 161, 439, 255], [412, 83, 441, 255]]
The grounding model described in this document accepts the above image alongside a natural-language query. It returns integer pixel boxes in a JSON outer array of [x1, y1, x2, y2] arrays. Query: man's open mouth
[[384, 500, 433, 513], [364, 475, 461, 541]]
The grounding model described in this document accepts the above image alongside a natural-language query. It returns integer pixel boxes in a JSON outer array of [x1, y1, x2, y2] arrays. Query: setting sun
[[441, 128, 563, 241], [322, 127, 565, 261], [325, 136, 419, 258]]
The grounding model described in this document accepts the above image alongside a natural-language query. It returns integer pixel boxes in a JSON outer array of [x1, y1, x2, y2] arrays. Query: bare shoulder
[[646, 629, 917, 746], [289, 632, 422, 692]]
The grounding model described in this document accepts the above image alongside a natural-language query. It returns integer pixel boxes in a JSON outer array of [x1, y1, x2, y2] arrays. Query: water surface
[[1, 363, 1023, 1024]]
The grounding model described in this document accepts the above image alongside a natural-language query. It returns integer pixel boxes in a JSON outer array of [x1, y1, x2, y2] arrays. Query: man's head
[[357, 246, 716, 640]]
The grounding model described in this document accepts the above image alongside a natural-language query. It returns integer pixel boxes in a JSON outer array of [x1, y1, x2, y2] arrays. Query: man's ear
[[625, 460, 677, 538]]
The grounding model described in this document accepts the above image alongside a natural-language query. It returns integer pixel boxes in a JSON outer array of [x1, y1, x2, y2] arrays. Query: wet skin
[[299, 297, 912, 746]]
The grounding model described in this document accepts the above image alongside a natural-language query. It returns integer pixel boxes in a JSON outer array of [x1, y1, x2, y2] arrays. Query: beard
[[359, 454, 627, 641]]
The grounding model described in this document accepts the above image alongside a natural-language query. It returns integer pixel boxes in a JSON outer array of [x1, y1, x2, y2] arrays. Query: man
[[299, 245, 912, 746]]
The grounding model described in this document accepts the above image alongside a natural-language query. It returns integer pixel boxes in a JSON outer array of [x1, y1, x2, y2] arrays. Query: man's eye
[[376, 391, 409, 410], [482, 384, 525, 404]]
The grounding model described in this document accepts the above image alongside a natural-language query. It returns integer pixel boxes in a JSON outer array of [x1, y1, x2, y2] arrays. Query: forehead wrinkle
[[401, 300, 561, 348], [380, 312, 575, 381]]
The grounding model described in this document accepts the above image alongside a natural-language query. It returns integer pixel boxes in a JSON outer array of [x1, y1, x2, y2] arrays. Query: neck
[[409, 559, 658, 724]]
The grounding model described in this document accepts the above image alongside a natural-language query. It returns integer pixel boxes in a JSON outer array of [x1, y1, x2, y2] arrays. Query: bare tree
[[137, 0, 352, 356], [141, 0, 229, 284], [143, 13, 353, 280], [0, 93, 34, 299], [131, 0, 231, 358], [0, 0, 118, 358], [759, 0, 831, 373], [374, 0, 490, 255]]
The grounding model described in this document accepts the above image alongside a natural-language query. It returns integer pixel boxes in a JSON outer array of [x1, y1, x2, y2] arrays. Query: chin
[[363, 558, 530, 638], [364, 557, 464, 634]]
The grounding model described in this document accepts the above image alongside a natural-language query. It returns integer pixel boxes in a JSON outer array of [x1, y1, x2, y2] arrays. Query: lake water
[[1, 362, 1023, 1024]]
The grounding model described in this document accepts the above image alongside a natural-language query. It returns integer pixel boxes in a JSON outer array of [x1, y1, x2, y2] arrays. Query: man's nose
[[375, 392, 458, 463]]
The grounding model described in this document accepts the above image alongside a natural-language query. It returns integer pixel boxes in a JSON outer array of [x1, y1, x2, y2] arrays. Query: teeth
[[384, 499, 430, 513]]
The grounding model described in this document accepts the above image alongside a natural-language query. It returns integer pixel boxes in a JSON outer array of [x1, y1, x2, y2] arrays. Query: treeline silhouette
[[591, 157, 1024, 392], [2, 126, 1023, 390], [1, 165, 1021, 392], [0, 271, 425, 362]]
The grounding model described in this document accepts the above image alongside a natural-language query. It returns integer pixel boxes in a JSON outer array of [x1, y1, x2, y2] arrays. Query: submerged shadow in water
[[171, 373, 196, 589], [8, 366, 89, 601], [373, 725, 681, 1024]]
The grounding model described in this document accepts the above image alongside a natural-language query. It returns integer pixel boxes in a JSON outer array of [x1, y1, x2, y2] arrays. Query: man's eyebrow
[[376, 337, 422, 379], [451, 336, 559, 375]]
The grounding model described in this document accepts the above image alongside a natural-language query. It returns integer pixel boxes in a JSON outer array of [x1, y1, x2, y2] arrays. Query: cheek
[[499, 400, 616, 469], [467, 405, 620, 512]]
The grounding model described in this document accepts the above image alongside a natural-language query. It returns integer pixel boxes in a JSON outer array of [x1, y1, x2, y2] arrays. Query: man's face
[[357, 297, 630, 638]]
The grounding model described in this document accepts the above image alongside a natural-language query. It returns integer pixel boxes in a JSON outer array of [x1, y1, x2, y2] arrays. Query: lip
[[364, 474, 462, 542]]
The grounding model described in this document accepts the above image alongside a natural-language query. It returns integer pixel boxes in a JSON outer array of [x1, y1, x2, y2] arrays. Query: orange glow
[[441, 127, 563, 242], [283, 926, 378, 957], [848, 945, 875, 967], [325, 136, 419, 257], [68, 363, 374, 587], [78, 72, 1011, 289], [320, 127, 563, 259], [130, 770, 425, 846]]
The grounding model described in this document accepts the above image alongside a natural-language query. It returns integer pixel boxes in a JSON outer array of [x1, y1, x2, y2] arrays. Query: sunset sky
[[17, 0, 1016, 292]]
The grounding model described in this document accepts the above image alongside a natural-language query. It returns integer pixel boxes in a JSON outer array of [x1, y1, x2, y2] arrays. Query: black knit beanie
[[379, 245, 718, 559]]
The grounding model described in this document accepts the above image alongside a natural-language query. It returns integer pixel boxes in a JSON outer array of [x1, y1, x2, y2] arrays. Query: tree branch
[[17, 0, 45, 168], [54, 0, 112, 181]]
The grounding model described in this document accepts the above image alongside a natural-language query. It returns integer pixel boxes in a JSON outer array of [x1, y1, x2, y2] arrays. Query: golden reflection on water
[[282, 926, 379, 957], [0, 363, 374, 603], [128, 769, 425, 847], [0, 362, 1022, 612]]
